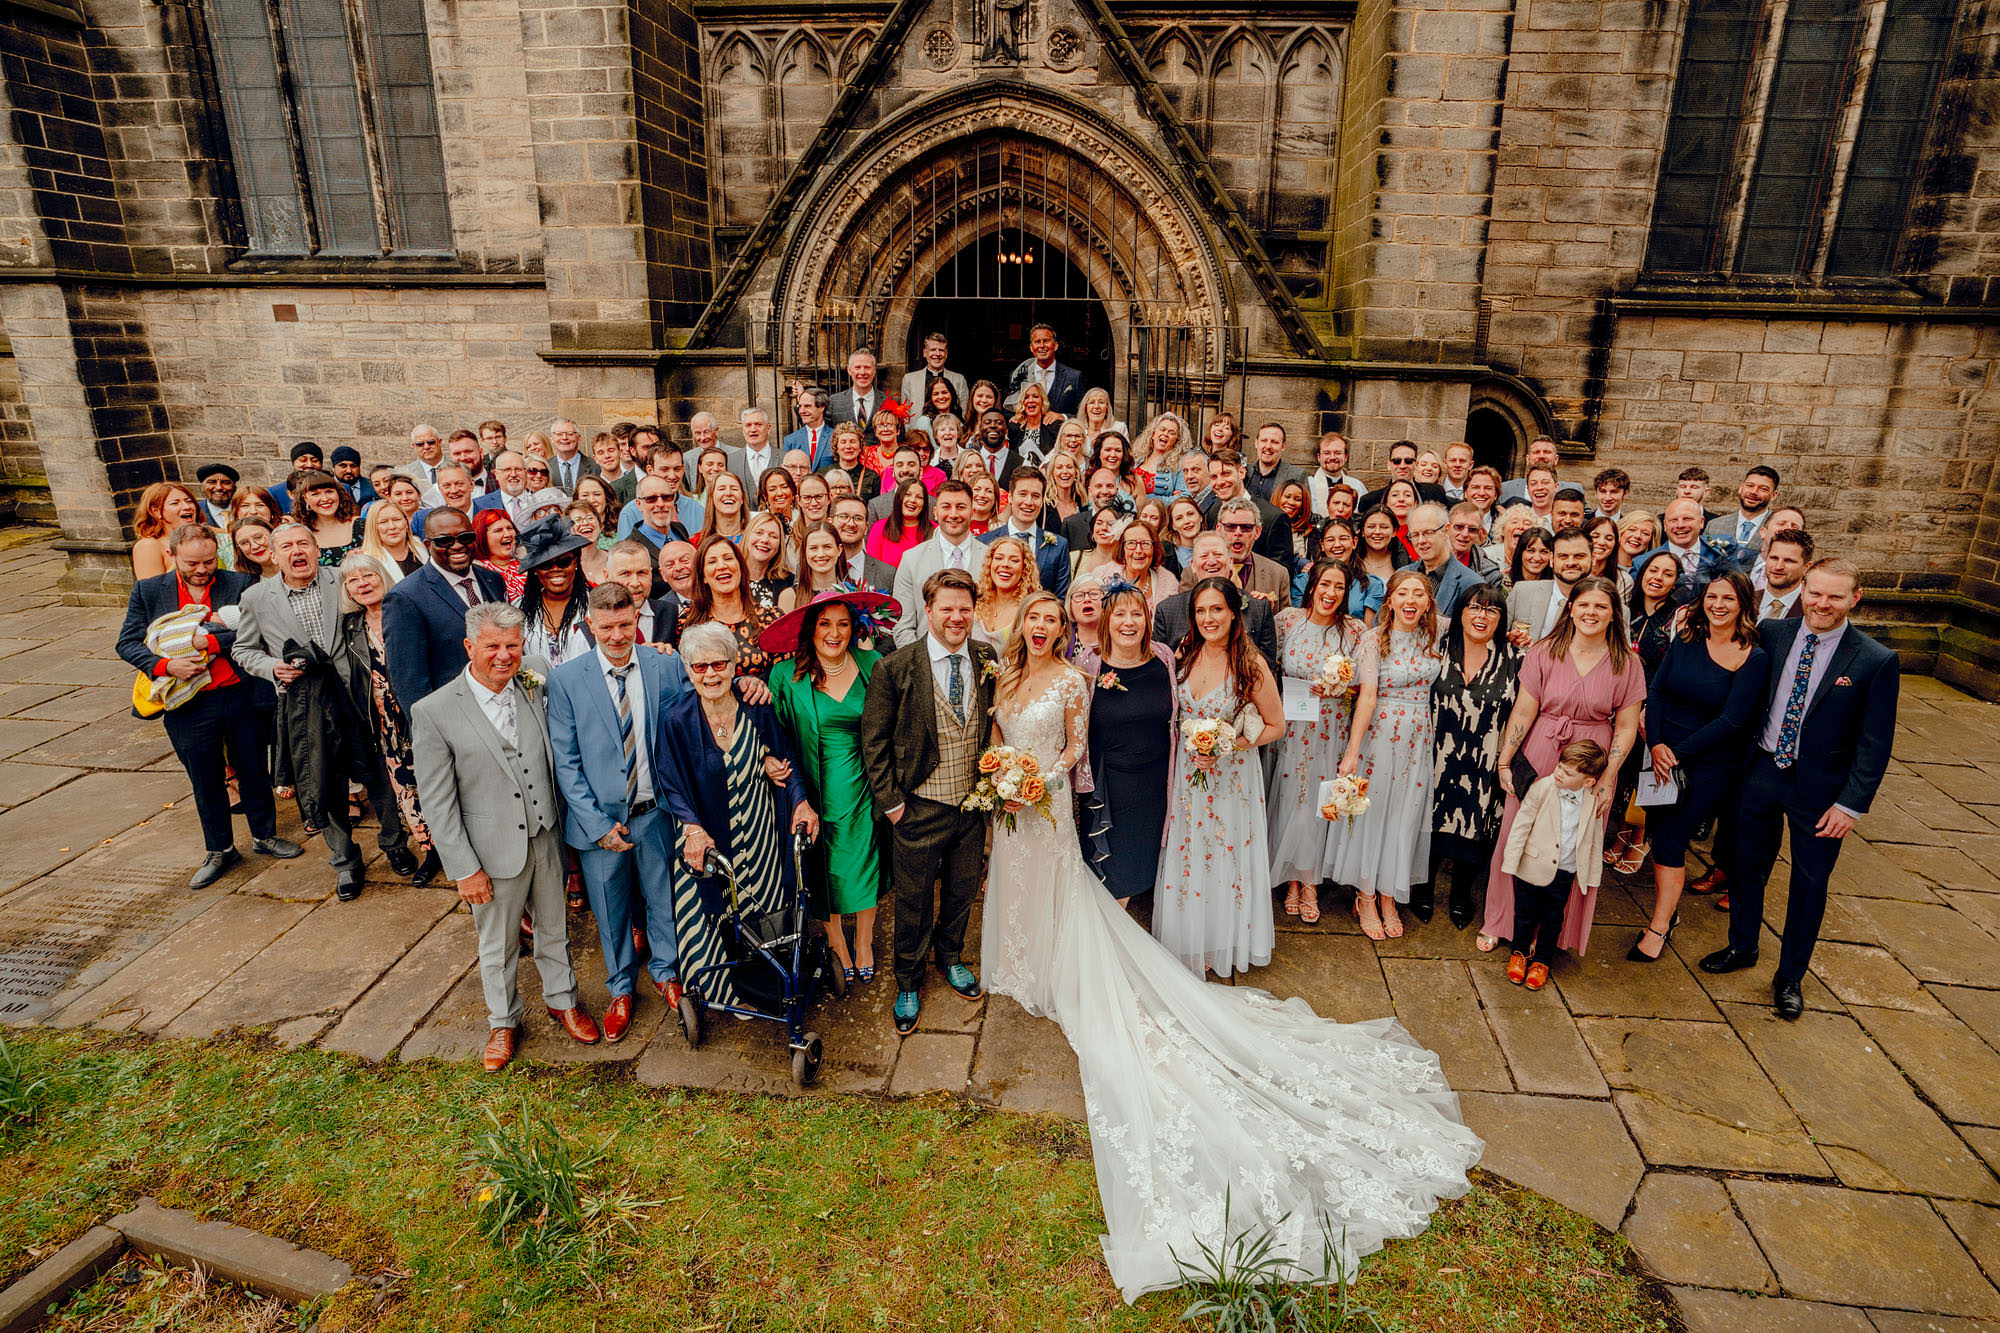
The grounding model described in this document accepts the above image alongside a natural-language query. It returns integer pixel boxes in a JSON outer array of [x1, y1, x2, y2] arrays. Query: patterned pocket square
[[1834, 676, 1852, 686]]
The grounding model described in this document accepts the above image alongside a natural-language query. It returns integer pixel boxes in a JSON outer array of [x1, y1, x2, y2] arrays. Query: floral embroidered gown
[[1154, 677, 1274, 977], [1331, 629, 1443, 903], [980, 660, 1483, 1302], [1268, 612, 1361, 886]]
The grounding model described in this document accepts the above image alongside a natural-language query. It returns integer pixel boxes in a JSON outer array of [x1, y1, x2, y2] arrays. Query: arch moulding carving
[[769, 84, 1234, 371]]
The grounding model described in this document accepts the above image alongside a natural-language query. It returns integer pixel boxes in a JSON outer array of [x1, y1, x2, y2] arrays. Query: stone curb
[[108, 1198, 353, 1305], [0, 1226, 123, 1333]]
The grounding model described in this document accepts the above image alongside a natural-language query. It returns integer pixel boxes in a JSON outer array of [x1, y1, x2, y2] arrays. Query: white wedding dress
[[984, 668, 1484, 1302]]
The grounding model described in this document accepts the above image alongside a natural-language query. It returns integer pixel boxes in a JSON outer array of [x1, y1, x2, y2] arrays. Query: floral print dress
[[1330, 629, 1443, 902], [1267, 612, 1361, 886], [1153, 678, 1274, 978]]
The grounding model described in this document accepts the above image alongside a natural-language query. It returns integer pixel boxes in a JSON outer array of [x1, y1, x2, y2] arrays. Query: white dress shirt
[[926, 633, 973, 708], [1555, 786, 1588, 874], [1538, 586, 1569, 639], [464, 667, 518, 747], [501, 487, 534, 526], [979, 446, 1010, 480], [1666, 539, 1700, 575], [551, 452, 587, 492], [597, 647, 653, 804], [1758, 584, 1802, 620], [843, 549, 868, 586], [409, 459, 441, 487], [743, 445, 774, 483]]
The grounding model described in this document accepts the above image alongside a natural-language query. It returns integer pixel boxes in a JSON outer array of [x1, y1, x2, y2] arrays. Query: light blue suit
[[548, 646, 690, 996]]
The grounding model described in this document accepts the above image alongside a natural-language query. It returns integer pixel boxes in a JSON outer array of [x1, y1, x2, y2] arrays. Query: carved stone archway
[[770, 83, 1234, 379]]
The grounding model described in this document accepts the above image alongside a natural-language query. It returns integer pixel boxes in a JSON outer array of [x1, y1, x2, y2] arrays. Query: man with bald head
[[472, 451, 535, 525], [1636, 496, 1750, 597], [408, 423, 445, 489]]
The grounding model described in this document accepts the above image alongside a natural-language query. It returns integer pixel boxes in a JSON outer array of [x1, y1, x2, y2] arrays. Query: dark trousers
[[1512, 868, 1575, 966], [1430, 833, 1495, 909], [1728, 752, 1846, 981], [320, 753, 409, 873], [162, 684, 277, 853], [890, 794, 986, 992]]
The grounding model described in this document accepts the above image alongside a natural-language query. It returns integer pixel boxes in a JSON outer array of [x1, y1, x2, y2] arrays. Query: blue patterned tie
[[611, 664, 637, 806], [1774, 632, 1817, 769], [948, 653, 965, 725]]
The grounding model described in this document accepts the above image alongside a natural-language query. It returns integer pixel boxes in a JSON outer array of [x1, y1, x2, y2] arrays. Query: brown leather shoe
[[1687, 865, 1726, 895], [601, 993, 633, 1044], [482, 1026, 517, 1073], [1506, 951, 1529, 985], [548, 1005, 601, 1044], [632, 926, 647, 957], [1524, 961, 1551, 991], [653, 976, 684, 1009]]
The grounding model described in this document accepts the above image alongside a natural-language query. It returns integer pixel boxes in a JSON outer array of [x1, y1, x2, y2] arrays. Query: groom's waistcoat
[[914, 677, 979, 807]]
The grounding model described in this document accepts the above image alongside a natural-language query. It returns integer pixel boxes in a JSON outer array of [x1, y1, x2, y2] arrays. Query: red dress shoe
[[632, 926, 647, 957], [1524, 961, 1550, 991], [653, 977, 684, 1010], [602, 993, 633, 1043], [482, 1026, 517, 1073], [548, 1005, 601, 1044], [1506, 951, 1529, 986], [1687, 866, 1726, 895], [1715, 891, 1731, 912]]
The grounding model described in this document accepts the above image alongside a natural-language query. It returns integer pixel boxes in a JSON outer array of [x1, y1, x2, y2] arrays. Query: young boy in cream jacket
[[1501, 738, 1608, 991]]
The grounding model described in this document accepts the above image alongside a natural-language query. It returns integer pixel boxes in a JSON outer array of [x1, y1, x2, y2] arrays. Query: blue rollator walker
[[675, 830, 845, 1087]]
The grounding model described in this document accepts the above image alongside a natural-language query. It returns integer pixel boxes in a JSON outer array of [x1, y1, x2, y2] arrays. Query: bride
[[982, 589, 1483, 1302]]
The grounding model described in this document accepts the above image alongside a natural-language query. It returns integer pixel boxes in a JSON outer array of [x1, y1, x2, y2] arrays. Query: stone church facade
[[0, 0, 1996, 680]]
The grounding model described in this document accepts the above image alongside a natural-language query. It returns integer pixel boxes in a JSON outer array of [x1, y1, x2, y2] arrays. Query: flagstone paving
[[3, 531, 1999, 1327]]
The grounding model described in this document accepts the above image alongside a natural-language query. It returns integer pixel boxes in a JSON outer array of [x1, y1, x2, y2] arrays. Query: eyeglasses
[[686, 660, 731, 675], [639, 495, 673, 505], [1219, 522, 1258, 533], [429, 532, 477, 548], [1409, 525, 1444, 538]]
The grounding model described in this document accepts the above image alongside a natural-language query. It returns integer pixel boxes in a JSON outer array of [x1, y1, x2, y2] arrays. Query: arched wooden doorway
[[906, 231, 1114, 398]]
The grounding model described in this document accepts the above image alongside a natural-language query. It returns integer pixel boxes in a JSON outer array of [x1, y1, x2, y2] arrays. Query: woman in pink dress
[[1483, 576, 1644, 957]]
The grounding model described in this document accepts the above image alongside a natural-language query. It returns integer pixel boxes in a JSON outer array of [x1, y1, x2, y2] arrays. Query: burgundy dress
[[1482, 644, 1646, 955]]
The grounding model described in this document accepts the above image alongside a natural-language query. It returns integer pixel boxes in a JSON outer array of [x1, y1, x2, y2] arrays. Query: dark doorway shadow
[[907, 232, 1114, 410], [1465, 406, 1521, 476]]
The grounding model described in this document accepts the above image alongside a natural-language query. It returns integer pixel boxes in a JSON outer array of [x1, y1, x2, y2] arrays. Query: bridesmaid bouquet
[[964, 745, 1055, 832], [1319, 774, 1371, 824], [1318, 652, 1357, 695], [1182, 718, 1239, 790]]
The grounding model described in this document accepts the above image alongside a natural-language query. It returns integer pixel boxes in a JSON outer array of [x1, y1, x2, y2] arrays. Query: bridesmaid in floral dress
[[1267, 561, 1362, 924], [1333, 570, 1445, 939], [1154, 577, 1286, 977]]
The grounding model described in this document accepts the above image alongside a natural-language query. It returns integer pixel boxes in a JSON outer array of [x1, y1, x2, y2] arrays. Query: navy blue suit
[[1728, 617, 1899, 981], [116, 570, 278, 853], [980, 524, 1071, 599], [548, 647, 691, 995], [381, 562, 508, 709]]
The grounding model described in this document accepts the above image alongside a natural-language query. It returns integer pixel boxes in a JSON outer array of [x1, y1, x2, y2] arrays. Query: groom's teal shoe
[[938, 962, 982, 1000], [894, 990, 920, 1035]]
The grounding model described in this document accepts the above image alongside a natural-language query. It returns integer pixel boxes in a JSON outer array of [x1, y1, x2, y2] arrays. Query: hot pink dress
[[1481, 644, 1645, 955]]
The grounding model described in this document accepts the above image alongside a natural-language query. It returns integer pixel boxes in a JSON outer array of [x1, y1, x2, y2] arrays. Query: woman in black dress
[[1631, 570, 1767, 960], [1428, 584, 1519, 928], [1604, 549, 1688, 871], [1080, 581, 1176, 905]]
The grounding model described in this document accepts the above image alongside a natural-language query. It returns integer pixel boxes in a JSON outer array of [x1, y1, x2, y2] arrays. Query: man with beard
[[382, 507, 509, 706], [1707, 465, 1781, 546]]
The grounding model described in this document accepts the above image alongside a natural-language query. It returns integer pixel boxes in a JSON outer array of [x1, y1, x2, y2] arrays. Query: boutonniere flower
[[514, 668, 544, 692], [980, 658, 1001, 681], [1098, 670, 1125, 692], [1040, 532, 1056, 547]]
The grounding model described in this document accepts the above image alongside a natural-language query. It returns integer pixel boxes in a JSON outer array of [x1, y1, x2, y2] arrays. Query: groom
[[860, 567, 994, 1034]]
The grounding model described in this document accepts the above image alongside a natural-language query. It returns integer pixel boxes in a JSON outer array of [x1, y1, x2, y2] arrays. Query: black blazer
[[1151, 588, 1281, 681], [116, 569, 269, 714], [380, 562, 509, 710], [858, 636, 997, 818], [1756, 617, 1899, 815]]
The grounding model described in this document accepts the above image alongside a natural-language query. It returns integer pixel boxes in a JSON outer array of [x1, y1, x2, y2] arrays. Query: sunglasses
[[429, 532, 478, 548], [1219, 522, 1258, 533]]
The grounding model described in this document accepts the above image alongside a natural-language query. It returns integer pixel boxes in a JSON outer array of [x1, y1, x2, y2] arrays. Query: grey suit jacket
[[827, 387, 883, 427], [234, 569, 350, 686], [545, 452, 600, 493], [892, 536, 987, 646], [899, 368, 969, 413], [1506, 579, 1565, 642], [680, 444, 769, 494], [411, 662, 557, 883]]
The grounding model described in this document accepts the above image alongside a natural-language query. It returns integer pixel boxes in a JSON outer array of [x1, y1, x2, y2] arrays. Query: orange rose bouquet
[[962, 744, 1057, 832]]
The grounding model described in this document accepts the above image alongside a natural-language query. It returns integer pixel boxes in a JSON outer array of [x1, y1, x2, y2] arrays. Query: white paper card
[[1282, 677, 1318, 722], [1635, 769, 1680, 808]]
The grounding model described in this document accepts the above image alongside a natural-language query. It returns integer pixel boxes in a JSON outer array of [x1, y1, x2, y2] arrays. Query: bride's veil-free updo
[[993, 589, 1068, 715]]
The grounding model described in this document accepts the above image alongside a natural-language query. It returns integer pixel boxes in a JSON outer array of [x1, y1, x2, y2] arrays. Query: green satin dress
[[771, 647, 884, 915]]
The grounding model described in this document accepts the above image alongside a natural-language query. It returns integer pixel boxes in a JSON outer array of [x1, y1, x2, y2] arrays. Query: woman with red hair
[[472, 509, 525, 601]]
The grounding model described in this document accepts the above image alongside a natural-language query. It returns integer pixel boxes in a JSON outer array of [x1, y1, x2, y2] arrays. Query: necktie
[[459, 576, 481, 607], [947, 653, 965, 724], [610, 663, 637, 807], [1740, 519, 1755, 543], [1764, 596, 1783, 620], [495, 687, 519, 749], [947, 543, 964, 570], [1774, 632, 1818, 768]]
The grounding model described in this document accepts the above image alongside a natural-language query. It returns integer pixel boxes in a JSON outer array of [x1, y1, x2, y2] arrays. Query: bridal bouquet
[[963, 745, 1055, 832], [1319, 774, 1371, 825], [1318, 651, 1357, 695], [1182, 717, 1239, 790]]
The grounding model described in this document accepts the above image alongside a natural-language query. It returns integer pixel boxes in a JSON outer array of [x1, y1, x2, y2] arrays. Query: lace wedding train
[[983, 670, 1483, 1302]]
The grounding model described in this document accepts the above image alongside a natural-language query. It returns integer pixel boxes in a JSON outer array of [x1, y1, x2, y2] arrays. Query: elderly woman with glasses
[[654, 621, 820, 1010], [334, 552, 439, 884]]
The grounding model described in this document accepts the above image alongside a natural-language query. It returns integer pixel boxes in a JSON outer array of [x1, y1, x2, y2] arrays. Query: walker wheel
[[678, 994, 702, 1048], [828, 954, 848, 999], [792, 1032, 823, 1088]]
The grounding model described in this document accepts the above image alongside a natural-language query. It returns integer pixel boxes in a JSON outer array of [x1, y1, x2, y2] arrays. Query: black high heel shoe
[[1626, 914, 1680, 962]]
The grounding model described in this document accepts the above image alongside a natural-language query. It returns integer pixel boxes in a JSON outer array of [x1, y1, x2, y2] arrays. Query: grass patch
[[42, 1254, 295, 1332], [1, 1028, 1675, 1331]]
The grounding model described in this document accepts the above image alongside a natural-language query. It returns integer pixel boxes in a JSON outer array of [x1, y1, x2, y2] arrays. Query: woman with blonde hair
[[974, 533, 1041, 649], [565, 501, 609, 585], [519, 430, 553, 461], [1137, 411, 1193, 498], [1334, 569, 1446, 939], [740, 508, 794, 609], [1077, 387, 1126, 450], [359, 496, 427, 583], [1009, 382, 1061, 462]]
